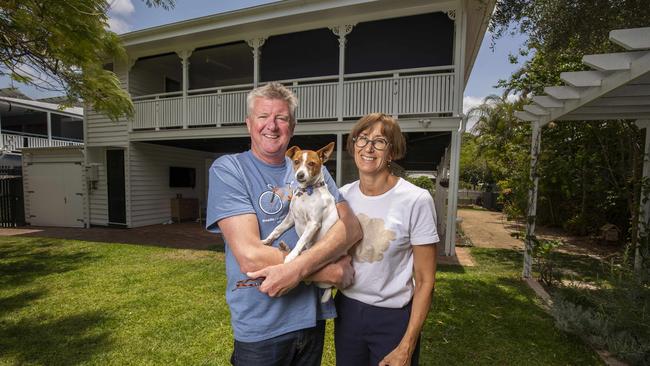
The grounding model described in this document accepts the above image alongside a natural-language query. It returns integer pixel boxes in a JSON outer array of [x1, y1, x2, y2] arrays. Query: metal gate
[[0, 165, 25, 227]]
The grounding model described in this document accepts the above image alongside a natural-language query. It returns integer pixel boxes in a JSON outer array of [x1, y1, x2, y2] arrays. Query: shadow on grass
[[0, 311, 112, 365], [438, 264, 466, 274], [0, 290, 47, 317], [423, 273, 600, 365], [551, 251, 606, 281], [206, 244, 225, 253], [0, 238, 99, 289]]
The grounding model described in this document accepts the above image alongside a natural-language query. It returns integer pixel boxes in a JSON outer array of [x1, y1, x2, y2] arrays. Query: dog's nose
[[296, 171, 305, 180]]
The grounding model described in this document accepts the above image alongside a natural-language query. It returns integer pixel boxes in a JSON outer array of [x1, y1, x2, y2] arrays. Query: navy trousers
[[335, 293, 420, 366], [231, 320, 325, 366]]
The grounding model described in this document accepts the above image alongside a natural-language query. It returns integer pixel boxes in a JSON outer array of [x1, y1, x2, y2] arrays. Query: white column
[[46, 112, 52, 146], [126, 58, 137, 132], [247, 37, 267, 88], [330, 24, 354, 122], [637, 119, 650, 271], [0, 112, 3, 149], [336, 133, 343, 186], [449, 5, 466, 116], [523, 120, 542, 278], [444, 126, 461, 256], [176, 49, 193, 129]]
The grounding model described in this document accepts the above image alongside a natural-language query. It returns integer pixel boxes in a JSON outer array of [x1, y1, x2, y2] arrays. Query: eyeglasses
[[353, 136, 390, 151]]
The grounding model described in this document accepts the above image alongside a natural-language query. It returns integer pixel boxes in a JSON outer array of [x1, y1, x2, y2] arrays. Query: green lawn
[[0, 237, 601, 365]]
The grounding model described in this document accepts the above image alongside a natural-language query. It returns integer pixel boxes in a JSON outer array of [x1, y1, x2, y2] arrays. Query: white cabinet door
[[27, 163, 84, 227]]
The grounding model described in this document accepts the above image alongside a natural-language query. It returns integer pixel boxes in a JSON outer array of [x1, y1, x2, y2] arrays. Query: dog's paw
[[278, 241, 290, 253], [261, 238, 273, 246]]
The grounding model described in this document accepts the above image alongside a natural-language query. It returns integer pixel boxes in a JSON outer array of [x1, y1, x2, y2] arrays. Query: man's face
[[246, 97, 294, 165]]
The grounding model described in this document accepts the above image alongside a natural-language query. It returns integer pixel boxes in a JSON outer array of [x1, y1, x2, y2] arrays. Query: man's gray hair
[[246, 82, 298, 125]]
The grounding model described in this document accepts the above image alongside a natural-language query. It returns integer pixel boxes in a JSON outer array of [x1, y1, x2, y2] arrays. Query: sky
[[0, 0, 528, 127]]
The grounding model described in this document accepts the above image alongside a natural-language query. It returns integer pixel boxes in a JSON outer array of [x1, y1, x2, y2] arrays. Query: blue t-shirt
[[206, 150, 341, 342]]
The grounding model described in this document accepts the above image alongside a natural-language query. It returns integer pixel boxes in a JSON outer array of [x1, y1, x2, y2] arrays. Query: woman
[[335, 113, 438, 366]]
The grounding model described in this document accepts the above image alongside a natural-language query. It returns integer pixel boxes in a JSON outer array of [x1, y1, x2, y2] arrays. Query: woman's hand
[[379, 343, 412, 366]]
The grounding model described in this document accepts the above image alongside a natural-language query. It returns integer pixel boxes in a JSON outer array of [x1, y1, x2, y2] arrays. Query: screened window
[[261, 28, 338, 81], [346, 12, 454, 74]]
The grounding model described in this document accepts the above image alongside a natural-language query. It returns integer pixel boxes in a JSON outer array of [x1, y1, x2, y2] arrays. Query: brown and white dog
[[261, 142, 339, 302]]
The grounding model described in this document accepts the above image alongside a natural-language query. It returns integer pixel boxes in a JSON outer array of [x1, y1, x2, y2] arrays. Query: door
[[28, 162, 84, 227], [106, 149, 126, 225]]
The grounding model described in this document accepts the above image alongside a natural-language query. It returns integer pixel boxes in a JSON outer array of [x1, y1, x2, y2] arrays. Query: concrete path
[[458, 208, 523, 250]]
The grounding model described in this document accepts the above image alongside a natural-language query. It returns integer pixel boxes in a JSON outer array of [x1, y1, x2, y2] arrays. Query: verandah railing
[[130, 66, 455, 131], [1, 131, 83, 152]]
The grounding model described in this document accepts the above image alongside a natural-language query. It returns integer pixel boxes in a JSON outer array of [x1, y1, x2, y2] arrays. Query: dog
[[261, 142, 338, 302]]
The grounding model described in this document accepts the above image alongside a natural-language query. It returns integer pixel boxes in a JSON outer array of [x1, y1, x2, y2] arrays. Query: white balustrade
[[219, 90, 248, 125], [343, 78, 395, 117], [290, 82, 338, 120], [188, 94, 219, 126], [131, 68, 456, 131], [397, 73, 455, 114], [2, 133, 82, 151]]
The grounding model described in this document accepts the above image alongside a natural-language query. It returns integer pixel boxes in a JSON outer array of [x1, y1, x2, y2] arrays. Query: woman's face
[[353, 123, 392, 177]]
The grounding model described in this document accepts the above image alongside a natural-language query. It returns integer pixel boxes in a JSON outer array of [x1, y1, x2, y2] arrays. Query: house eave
[[120, 0, 457, 56]]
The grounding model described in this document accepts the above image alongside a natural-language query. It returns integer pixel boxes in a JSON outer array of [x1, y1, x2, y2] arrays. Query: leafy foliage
[[0, 0, 174, 120], [552, 295, 650, 365], [405, 175, 434, 192], [464, 1, 650, 241]]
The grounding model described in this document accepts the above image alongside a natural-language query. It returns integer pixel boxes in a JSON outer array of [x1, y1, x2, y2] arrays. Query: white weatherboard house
[[45, 0, 493, 255]]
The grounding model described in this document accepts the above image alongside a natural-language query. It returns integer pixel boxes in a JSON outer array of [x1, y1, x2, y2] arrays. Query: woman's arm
[[379, 244, 437, 366]]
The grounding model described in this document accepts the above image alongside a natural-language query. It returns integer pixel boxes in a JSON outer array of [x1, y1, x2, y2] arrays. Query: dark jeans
[[335, 293, 420, 366], [231, 321, 325, 366]]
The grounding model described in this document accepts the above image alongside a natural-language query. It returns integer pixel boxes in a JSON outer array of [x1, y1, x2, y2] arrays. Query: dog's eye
[[308, 162, 315, 167], [294, 160, 299, 164]]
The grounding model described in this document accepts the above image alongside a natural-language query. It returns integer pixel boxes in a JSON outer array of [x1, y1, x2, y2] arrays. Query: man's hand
[[247, 261, 302, 297]]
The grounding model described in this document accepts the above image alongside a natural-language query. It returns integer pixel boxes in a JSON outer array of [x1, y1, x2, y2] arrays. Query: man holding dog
[[207, 82, 362, 365]]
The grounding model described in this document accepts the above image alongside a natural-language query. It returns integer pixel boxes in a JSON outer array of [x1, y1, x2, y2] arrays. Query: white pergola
[[515, 27, 650, 277]]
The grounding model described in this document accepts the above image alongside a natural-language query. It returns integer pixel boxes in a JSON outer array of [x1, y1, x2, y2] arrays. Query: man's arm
[[217, 213, 285, 273], [247, 200, 362, 297]]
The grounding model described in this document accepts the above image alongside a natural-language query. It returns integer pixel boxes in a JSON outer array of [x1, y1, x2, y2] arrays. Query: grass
[[540, 248, 650, 364], [0, 237, 602, 365]]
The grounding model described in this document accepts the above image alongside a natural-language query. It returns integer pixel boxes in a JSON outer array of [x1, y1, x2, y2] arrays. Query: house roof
[[515, 27, 650, 125], [0, 96, 83, 118], [120, 0, 495, 85]]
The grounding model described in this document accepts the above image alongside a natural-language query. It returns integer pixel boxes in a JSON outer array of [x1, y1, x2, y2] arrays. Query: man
[[206, 82, 362, 365]]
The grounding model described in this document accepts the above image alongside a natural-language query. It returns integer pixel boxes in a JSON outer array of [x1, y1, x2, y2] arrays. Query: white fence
[[131, 66, 456, 131], [1, 133, 83, 151]]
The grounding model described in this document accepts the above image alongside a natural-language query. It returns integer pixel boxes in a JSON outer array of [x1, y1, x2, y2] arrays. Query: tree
[[0, 0, 174, 120], [488, 0, 650, 272]]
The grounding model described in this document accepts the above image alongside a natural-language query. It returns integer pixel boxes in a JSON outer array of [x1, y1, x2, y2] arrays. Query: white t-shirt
[[339, 178, 439, 308]]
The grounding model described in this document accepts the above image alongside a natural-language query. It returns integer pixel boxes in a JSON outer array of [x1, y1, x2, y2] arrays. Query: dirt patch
[[458, 208, 523, 250], [459, 207, 621, 262]]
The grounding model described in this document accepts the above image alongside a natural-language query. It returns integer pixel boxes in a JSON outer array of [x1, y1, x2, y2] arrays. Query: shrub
[[552, 296, 650, 365], [532, 238, 562, 286], [406, 176, 434, 191]]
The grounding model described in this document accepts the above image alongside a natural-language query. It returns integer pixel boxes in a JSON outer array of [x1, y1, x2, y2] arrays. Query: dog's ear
[[286, 146, 300, 159], [318, 142, 335, 163]]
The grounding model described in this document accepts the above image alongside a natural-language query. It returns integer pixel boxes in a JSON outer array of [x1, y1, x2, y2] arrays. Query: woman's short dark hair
[[346, 113, 406, 160]]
